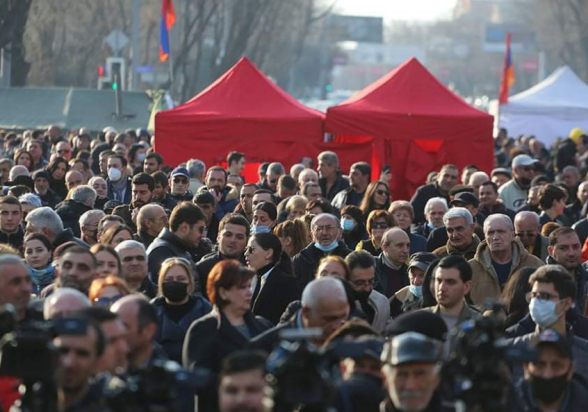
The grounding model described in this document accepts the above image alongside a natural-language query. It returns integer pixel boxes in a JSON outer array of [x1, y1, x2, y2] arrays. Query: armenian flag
[[160, 0, 176, 62], [498, 33, 515, 104]]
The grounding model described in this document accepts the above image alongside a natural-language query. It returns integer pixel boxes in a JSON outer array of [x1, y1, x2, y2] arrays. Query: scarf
[[110, 177, 128, 200], [28, 265, 56, 294], [382, 253, 400, 270]]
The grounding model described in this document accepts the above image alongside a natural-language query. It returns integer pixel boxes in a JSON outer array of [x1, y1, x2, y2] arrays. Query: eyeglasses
[[516, 232, 536, 238], [351, 278, 377, 287], [173, 177, 188, 184], [371, 222, 389, 229], [94, 295, 123, 307], [526, 291, 560, 303], [376, 190, 389, 196]]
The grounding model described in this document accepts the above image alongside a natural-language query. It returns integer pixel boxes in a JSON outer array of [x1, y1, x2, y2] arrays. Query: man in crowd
[[468, 171, 489, 196], [237, 183, 257, 223], [147, 202, 206, 284], [54, 141, 72, 161], [56, 185, 96, 237], [346, 250, 391, 334], [196, 214, 249, 300], [478, 180, 516, 220], [65, 170, 85, 193], [461, 164, 479, 186], [143, 153, 163, 174], [293, 213, 352, 288], [26, 207, 87, 248], [411, 164, 459, 224], [567, 181, 588, 223], [263, 162, 285, 193], [168, 167, 193, 202], [43, 287, 91, 320], [0, 255, 31, 321], [0, 196, 24, 250], [187, 158, 206, 193], [515, 211, 549, 261], [116, 240, 155, 298], [433, 208, 480, 260], [32, 170, 60, 208], [317, 151, 349, 202], [27, 140, 47, 170], [301, 182, 323, 202], [206, 166, 239, 219], [499, 154, 538, 210], [79, 210, 105, 246], [546, 227, 588, 313], [226, 151, 245, 178], [332, 162, 371, 210], [49, 246, 97, 297], [194, 191, 219, 243], [381, 332, 444, 412], [136, 204, 167, 248], [298, 168, 319, 190], [113, 172, 155, 231], [561, 165, 581, 205], [413, 197, 447, 239], [107, 154, 132, 203], [375, 228, 410, 299], [469, 214, 543, 305], [218, 351, 269, 412], [152, 171, 178, 211]]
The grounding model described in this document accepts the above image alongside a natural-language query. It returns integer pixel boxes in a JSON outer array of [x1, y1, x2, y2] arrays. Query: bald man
[[514, 211, 549, 261], [374, 228, 410, 298], [43, 287, 91, 320]]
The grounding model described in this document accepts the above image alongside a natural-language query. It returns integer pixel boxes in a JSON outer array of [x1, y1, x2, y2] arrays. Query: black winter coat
[[55, 200, 92, 238], [292, 241, 352, 289], [410, 183, 448, 225], [146, 229, 199, 285], [151, 295, 212, 363], [252, 265, 301, 325]]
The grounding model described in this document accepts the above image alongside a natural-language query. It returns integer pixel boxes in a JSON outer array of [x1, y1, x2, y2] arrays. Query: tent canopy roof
[[329, 57, 491, 119], [161, 57, 324, 121], [506, 66, 588, 109]]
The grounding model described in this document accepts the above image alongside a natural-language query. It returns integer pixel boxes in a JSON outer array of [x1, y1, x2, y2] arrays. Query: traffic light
[[98, 66, 105, 77]]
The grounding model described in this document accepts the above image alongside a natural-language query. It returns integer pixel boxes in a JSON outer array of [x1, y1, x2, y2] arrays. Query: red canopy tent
[[326, 58, 494, 201], [154, 57, 325, 180]]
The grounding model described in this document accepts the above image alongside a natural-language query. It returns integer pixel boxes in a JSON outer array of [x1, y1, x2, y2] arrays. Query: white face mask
[[108, 167, 122, 182]]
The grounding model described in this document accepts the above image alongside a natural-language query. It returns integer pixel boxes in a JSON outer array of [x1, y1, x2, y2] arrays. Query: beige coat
[[468, 238, 543, 306]]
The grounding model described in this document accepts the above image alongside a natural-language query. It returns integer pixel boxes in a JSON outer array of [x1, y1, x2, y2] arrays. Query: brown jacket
[[433, 235, 481, 261], [468, 238, 543, 305]]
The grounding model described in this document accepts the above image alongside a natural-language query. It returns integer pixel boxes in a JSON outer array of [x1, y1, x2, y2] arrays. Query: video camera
[[441, 302, 538, 412], [266, 328, 383, 412]]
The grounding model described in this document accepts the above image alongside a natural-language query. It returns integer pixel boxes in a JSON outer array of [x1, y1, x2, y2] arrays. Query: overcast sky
[[336, 0, 457, 21]]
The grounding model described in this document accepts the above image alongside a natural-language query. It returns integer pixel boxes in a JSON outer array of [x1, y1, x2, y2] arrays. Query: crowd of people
[[0, 124, 587, 411]]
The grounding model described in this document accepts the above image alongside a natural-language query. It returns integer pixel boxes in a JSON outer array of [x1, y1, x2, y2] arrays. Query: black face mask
[[355, 290, 371, 301], [528, 372, 569, 404], [162, 281, 188, 302]]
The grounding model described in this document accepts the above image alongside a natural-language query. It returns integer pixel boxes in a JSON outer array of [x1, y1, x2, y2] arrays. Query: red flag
[[498, 33, 515, 104]]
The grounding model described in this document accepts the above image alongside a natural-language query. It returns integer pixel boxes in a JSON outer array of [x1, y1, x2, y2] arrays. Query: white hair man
[[298, 168, 319, 189], [514, 211, 548, 261], [469, 214, 543, 305], [468, 171, 489, 196], [413, 197, 448, 239], [26, 207, 87, 248], [43, 287, 91, 320], [136, 204, 167, 248], [56, 185, 97, 238], [115, 240, 155, 297], [79, 209, 105, 246], [9, 165, 29, 181], [432, 207, 480, 260]]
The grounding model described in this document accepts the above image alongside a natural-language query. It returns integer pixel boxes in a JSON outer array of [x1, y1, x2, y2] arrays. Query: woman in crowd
[[305, 198, 335, 216], [359, 181, 391, 218], [45, 156, 70, 199], [100, 224, 133, 247], [152, 258, 212, 363], [244, 232, 299, 325], [388, 200, 427, 254], [317, 255, 350, 279], [23, 233, 55, 295], [183, 260, 272, 412], [14, 150, 34, 172], [251, 201, 277, 234], [88, 275, 131, 308], [90, 244, 121, 278], [274, 219, 311, 257], [89, 176, 109, 210], [284, 195, 307, 221], [356, 210, 394, 256], [340, 205, 369, 250]]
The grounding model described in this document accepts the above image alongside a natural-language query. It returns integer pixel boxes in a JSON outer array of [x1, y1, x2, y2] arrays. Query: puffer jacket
[[468, 238, 543, 306]]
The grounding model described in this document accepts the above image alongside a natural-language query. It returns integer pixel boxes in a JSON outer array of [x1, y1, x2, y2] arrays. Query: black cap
[[450, 192, 480, 208], [32, 170, 51, 182], [449, 185, 474, 196], [388, 311, 447, 342], [407, 252, 438, 272], [535, 329, 573, 360], [382, 332, 442, 366]]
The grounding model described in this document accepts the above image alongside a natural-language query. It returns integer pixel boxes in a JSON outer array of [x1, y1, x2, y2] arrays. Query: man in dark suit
[[410, 164, 459, 224]]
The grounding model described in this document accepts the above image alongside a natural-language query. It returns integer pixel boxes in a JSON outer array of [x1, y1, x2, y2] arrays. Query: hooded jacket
[[468, 238, 543, 306]]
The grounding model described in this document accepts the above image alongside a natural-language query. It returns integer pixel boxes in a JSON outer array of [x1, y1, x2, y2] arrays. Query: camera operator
[[218, 350, 269, 412], [513, 329, 588, 412], [508, 265, 588, 382], [381, 332, 449, 412], [110, 295, 166, 369], [53, 319, 107, 412]]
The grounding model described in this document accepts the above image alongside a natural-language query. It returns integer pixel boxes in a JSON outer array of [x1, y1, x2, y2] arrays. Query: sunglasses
[[372, 222, 389, 229], [173, 177, 188, 184], [94, 295, 123, 307], [376, 189, 389, 196]]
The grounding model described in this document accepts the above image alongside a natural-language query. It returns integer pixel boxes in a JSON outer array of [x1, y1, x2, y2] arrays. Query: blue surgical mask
[[315, 240, 339, 252], [341, 218, 355, 232], [409, 285, 422, 298], [251, 225, 271, 234], [529, 298, 562, 328]]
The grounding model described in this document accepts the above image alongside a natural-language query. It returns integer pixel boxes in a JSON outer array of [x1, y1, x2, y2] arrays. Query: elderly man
[[561, 165, 581, 205], [43, 287, 91, 320], [251, 276, 350, 352], [136, 204, 167, 248], [567, 181, 588, 223], [545, 227, 588, 313], [301, 182, 322, 202], [380, 332, 444, 412], [298, 168, 319, 189], [411, 164, 459, 224], [116, 240, 155, 298], [469, 214, 543, 305], [292, 213, 352, 288], [26, 207, 87, 248], [468, 171, 489, 196], [413, 197, 448, 239], [79, 210, 105, 246], [432, 208, 480, 260], [515, 211, 549, 261], [65, 170, 85, 193], [54, 141, 72, 161], [332, 162, 371, 210], [317, 151, 349, 201], [33, 170, 61, 208], [374, 228, 410, 299], [56, 185, 96, 238], [499, 154, 538, 210]]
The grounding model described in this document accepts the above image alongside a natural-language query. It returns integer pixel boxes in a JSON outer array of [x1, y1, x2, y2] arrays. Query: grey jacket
[[354, 289, 393, 335]]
